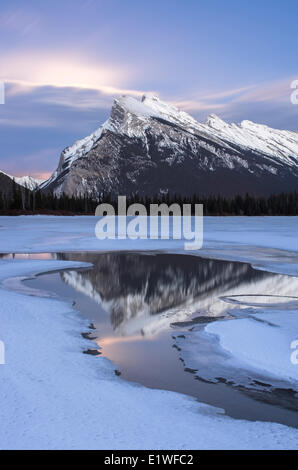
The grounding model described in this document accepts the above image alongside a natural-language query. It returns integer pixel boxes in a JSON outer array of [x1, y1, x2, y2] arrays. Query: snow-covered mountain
[[13, 175, 45, 190], [0, 171, 44, 190], [0, 172, 24, 197], [40, 95, 298, 197]]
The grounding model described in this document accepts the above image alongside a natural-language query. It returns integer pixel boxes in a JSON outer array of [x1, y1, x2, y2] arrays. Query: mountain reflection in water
[[56, 252, 274, 337]]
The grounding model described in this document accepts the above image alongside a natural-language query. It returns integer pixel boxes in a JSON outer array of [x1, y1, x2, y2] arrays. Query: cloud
[[4, 49, 294, 121], [0, 49, 160, 114], [170, 99, 226, 112], [232, 79, 294, 104], [168, 85, 259, 113], [1, 50, 148, 102], [1, 48, 297, 132], [201, 85, 257, 101], [0, 116, 57, 128], [171, 78, 298, 126]]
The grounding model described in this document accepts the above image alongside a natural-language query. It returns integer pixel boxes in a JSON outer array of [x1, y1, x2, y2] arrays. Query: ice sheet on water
[[175, 303, 298, 392]]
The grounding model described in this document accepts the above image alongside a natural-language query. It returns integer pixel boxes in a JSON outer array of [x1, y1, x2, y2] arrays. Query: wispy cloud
[[170, 99, 226, 113], [232, 79, 294, 104], [1, 47, 297, 131], [1, 50, 149, 105], [171, 78, 298, 124], [0, 116, 57, 128]]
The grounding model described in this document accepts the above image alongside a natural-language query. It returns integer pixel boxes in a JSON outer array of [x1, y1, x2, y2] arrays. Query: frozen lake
[[20, 251, 298, 429], [2, 216, 298, 449]]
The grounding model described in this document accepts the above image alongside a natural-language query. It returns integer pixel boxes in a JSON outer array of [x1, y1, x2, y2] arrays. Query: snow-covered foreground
[[0, 258, 298, 450], [1, 216, 298, 449]]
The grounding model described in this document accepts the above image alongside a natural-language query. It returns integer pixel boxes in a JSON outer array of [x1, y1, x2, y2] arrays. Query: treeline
[[0, 181, 98, 214], [99, 192, 298, 216], [1, 181, 298, 216]]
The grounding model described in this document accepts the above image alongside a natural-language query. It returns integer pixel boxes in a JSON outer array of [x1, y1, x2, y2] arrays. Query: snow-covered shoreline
[[175, 308, 298, 392], [1, 216, 298, 449], [206, 311, 298, 385]]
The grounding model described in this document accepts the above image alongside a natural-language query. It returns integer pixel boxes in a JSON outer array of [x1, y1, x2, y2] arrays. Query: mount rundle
[[40, 95, 298, 198]]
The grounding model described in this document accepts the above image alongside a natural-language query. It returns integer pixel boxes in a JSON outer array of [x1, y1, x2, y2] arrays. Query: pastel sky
[[0, 0, 298, 178]]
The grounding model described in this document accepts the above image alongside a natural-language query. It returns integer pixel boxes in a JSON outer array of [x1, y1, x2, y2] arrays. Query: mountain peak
[[40, 94, 298, 198], [141, 93, 160, 103], [116, 95, 159, 118], [239, 119, 269, 130], [141, 94, 182, 116], [115, 95, 199, 132], [0, 171, 45, 190], [205, 114, 227, 127]]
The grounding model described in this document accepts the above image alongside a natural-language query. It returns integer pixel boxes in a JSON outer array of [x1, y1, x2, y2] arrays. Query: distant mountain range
[[0, 171, 44, 195], [6, 95, 298, 198], [12, 175, 45, 190]]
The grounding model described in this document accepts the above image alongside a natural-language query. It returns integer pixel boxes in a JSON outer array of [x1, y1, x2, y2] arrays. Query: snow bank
[[177, 308, 298, 393], [205, 311, 298, 386]]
